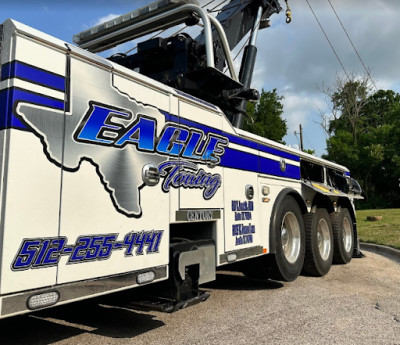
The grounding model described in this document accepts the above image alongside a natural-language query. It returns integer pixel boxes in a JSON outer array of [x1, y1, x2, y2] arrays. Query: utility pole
[[299, 124, 304, 151], [294, 124, 304, 151]]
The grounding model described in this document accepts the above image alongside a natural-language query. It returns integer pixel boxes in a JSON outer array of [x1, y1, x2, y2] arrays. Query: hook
[[285, 0, 292, 24]]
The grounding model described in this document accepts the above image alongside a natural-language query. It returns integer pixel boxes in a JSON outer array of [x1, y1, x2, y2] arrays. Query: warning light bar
[[73, 0, 199, 53]]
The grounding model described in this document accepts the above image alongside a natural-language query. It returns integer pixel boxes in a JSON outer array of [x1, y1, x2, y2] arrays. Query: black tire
[[268, 195, 306, 282], [303, 208, 334, 277], [330, 208, 354, 264]]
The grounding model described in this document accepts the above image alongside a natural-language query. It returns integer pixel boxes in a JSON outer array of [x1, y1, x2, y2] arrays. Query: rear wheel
[[269, 196, 306, 282], [303, 208, 333, 277], [331, 208, 354, 264], [241, 195, 305, 282], [281, 212, 302, 265]]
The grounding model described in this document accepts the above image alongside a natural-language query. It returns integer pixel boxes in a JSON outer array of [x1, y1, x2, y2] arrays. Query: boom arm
[[197, 0, 281, 68], [74, 0, 283, 127]]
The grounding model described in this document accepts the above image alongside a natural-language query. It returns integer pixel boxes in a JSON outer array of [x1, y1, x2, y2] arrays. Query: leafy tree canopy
[[244, 89, 288, 144], [322, 76, 400, 209]]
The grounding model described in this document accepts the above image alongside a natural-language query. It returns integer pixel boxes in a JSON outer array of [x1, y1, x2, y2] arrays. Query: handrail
[[74, 2, 239, 81], [77, 4, 214, 69], [207, 14, 238, 82]]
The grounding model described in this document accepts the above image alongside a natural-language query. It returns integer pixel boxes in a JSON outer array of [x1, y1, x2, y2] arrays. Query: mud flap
[[353, 237, 365, 258]]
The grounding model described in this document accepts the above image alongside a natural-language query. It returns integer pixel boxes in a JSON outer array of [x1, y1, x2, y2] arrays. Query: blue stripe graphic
[[1, 61, 65, 92], [221, 148, 259, 173], [0, 88, 64, 131], [163, 112, 300, 162], [0, 85, 299, 179], [162, 111, 300, 179], [221, 148, 300, 179], [257, 142, 299, 162], [259, 156, 301, 179]]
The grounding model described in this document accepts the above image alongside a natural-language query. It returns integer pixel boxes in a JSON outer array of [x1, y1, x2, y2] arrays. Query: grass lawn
[[356, 209, 400, 250]]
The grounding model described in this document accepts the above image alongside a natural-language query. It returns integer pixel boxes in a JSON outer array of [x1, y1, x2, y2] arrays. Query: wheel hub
[[317, 218, 331, 261], [281, 212, 301, 264], [342, 217, 353, 252], [281, 227, 289, 247]]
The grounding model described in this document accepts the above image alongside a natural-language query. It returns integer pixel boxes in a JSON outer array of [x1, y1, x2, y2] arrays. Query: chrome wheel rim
[[342, 217, 353, 252], [281, 212, 301, 264], [317, 218, 331, 261]]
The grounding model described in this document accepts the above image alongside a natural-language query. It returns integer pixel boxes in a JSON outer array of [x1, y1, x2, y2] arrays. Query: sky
[[1, 0, 399, 157]]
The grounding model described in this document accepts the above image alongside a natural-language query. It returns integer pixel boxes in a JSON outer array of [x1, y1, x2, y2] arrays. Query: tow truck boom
[[74, 0, 281, 127]]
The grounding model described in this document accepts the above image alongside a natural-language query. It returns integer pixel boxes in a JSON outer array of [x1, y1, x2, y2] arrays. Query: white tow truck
[[0, 0, 363, 318]]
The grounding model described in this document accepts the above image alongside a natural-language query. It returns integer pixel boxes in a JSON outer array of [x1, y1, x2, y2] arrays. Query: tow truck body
[[0, 0, 362, 318]]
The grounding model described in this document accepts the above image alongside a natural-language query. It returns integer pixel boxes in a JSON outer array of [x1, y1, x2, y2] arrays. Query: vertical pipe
[[232, 6, 263, 129]]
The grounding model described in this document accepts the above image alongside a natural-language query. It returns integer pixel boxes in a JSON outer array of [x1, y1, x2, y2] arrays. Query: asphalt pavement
[[1, 251, 399, 345]]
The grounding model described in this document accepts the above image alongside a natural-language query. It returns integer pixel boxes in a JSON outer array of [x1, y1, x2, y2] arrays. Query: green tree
[[327, 77, 371, 141], [303, 148, 316, 155], [323, 76, 400, 208], [244, 89, 287, 144]]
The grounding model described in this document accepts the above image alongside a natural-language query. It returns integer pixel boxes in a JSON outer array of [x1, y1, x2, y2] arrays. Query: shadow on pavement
[[0, 297, 165, 345], [204, 271, 284, 291], [0, 271, 283, 345]]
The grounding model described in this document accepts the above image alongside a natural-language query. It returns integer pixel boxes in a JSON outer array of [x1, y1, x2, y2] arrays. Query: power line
[[209, 0, 252, 14], [304, 0, 350, 80], [202, 0, 216, 8], [234, 35, 251, 61], [327, 0, 377, 90], [223, 34, 250, 74], [208, 0, 230, 12]]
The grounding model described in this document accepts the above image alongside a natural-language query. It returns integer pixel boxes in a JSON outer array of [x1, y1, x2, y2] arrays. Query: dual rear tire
[[303, 208, 333, 276], [244, 196, 354, 282], [268, 202, 354, 280], [303, 207, 354, 276], [267, 196, 306, 282], [331, 208, 354, 264]]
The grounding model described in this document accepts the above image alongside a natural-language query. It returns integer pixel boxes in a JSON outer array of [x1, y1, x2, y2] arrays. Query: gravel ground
[[1, 251, 399, 345]]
